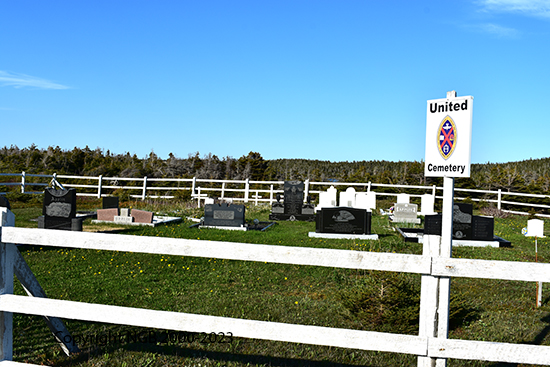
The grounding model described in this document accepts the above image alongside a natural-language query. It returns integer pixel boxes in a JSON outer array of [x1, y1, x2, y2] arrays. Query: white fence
[[1, 172, 550, 216], [1, 219, 550, 365]]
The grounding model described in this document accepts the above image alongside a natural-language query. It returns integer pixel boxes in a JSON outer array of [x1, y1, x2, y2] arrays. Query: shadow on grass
[[56, 342, 381, 367]]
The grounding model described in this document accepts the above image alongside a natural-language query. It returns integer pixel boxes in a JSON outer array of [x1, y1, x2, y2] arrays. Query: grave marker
[[204, 203, 245, 227], [269, 181, 315, 221], [40, 188, 81, 231], [392, 203, 421, 224]]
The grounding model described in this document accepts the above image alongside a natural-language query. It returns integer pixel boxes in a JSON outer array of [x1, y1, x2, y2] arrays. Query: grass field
[[6, 197, 550, 367]]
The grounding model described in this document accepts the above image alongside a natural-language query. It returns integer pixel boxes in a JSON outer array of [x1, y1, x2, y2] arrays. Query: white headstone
[[396, 193, 410, 204], [527, 219, 545, 237], [327, 186, 337, 206], [392, 203, 420, 224], [355, 192, 376, 211], [120, 208, 130, 217], [420, 194, 436, 215], [339, 187, 356, 207], [315, 186, 338, 212]]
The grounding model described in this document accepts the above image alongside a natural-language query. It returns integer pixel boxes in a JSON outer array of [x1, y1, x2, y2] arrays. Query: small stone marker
[[204, 203, 245, 227], [120, 208, 130, 217], [114, 215, 134, 224], [316, 207, 372, 235], [392, 203, 421, 224], [526, 219, 545, 237], [131, 209, 154, 224]]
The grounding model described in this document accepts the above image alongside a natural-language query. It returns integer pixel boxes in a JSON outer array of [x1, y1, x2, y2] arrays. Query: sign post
[[419, 91, 473, 367]]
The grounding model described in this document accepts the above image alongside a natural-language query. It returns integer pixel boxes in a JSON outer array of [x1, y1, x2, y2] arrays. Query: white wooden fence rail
[[2, 172, 550, 216], [1, 226, 550, 365]]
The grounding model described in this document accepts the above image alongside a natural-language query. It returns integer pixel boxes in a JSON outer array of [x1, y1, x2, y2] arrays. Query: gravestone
[[39, 188, 82, 231], [424, 203, 494, 241], [114, 207, 134, 224], [269, 181, 315, 221], [419, 194, 436, 215], [397, 193, 410, 204], [392, 203, 421, 224], [0, 195, 11, 210], [102, 196, 119, 210], [472, 215, 494, 241], [131, 209, 154, 224], [452, 203, 473, 239], [204, 203, 245, 227], [316, 186, 338, 212], [316, 207, 371, 234], [526, 219, 545, 237], [97, 208, 118, 221], [339, 187, 356, 207], [356, 191, 376, 211]]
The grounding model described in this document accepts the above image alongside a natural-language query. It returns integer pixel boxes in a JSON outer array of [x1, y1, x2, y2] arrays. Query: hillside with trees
[[1, 145, 549, 195]]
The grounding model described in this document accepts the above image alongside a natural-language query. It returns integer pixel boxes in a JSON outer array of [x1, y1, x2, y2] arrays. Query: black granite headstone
[[102, 196, 119, 209], [204, 203, 245, 227], [423, 203, 494, 241], [316, 207, 371, 234], [424, 214, 442, 235], [452, 203, 473, 239], [283, 181, 304, 216], [472, 216, 494, 241], [41, 188, 77, 230], [0, 195, 10, 210], [269, 181, 315, 221]]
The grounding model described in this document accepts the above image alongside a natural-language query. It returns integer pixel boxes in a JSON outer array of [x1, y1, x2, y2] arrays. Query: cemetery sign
[[425, 94, 473, 177]]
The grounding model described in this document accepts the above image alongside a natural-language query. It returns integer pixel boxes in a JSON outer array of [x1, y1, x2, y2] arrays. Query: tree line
[[1, 145, 549, 195]]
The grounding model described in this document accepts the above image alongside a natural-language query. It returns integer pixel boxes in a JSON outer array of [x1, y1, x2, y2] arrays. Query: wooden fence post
[[270, 185, 274, 205], [435, 176, 454, 367], [20, 171, 25, 194], [97, 175, 103, 199], [142, 176, 148, 201], [304, 179, 310, 202], [498, 189, 502, 210], [244, 179, 250, 203], [221, 182, 226, 200], [0, 209, 16, 361]]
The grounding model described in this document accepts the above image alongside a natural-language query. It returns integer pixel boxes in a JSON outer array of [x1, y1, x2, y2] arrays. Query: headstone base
[[269, 213, 315, 221], [199, 225, 247, 231], [389, 216, 421, 224], [396, 227, 511, 247], [308, 232, 379, 240]]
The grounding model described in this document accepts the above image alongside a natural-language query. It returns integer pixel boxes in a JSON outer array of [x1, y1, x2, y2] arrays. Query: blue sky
[[1, 0, 549, 164]]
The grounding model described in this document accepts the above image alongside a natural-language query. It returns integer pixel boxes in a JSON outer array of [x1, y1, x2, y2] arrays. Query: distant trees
[[1, 145, 549, 196]]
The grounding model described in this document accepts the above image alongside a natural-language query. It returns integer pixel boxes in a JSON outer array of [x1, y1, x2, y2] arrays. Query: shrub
[[341, 271, 480, 334], [480, 205, 511, 218], [172, 189, 192, 202]]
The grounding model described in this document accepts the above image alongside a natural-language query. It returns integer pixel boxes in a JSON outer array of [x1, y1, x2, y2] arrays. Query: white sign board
[[425, 95, 473, 177]]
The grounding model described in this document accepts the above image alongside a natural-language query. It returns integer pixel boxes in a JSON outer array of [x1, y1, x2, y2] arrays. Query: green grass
[[7, 199, 550, 366]]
